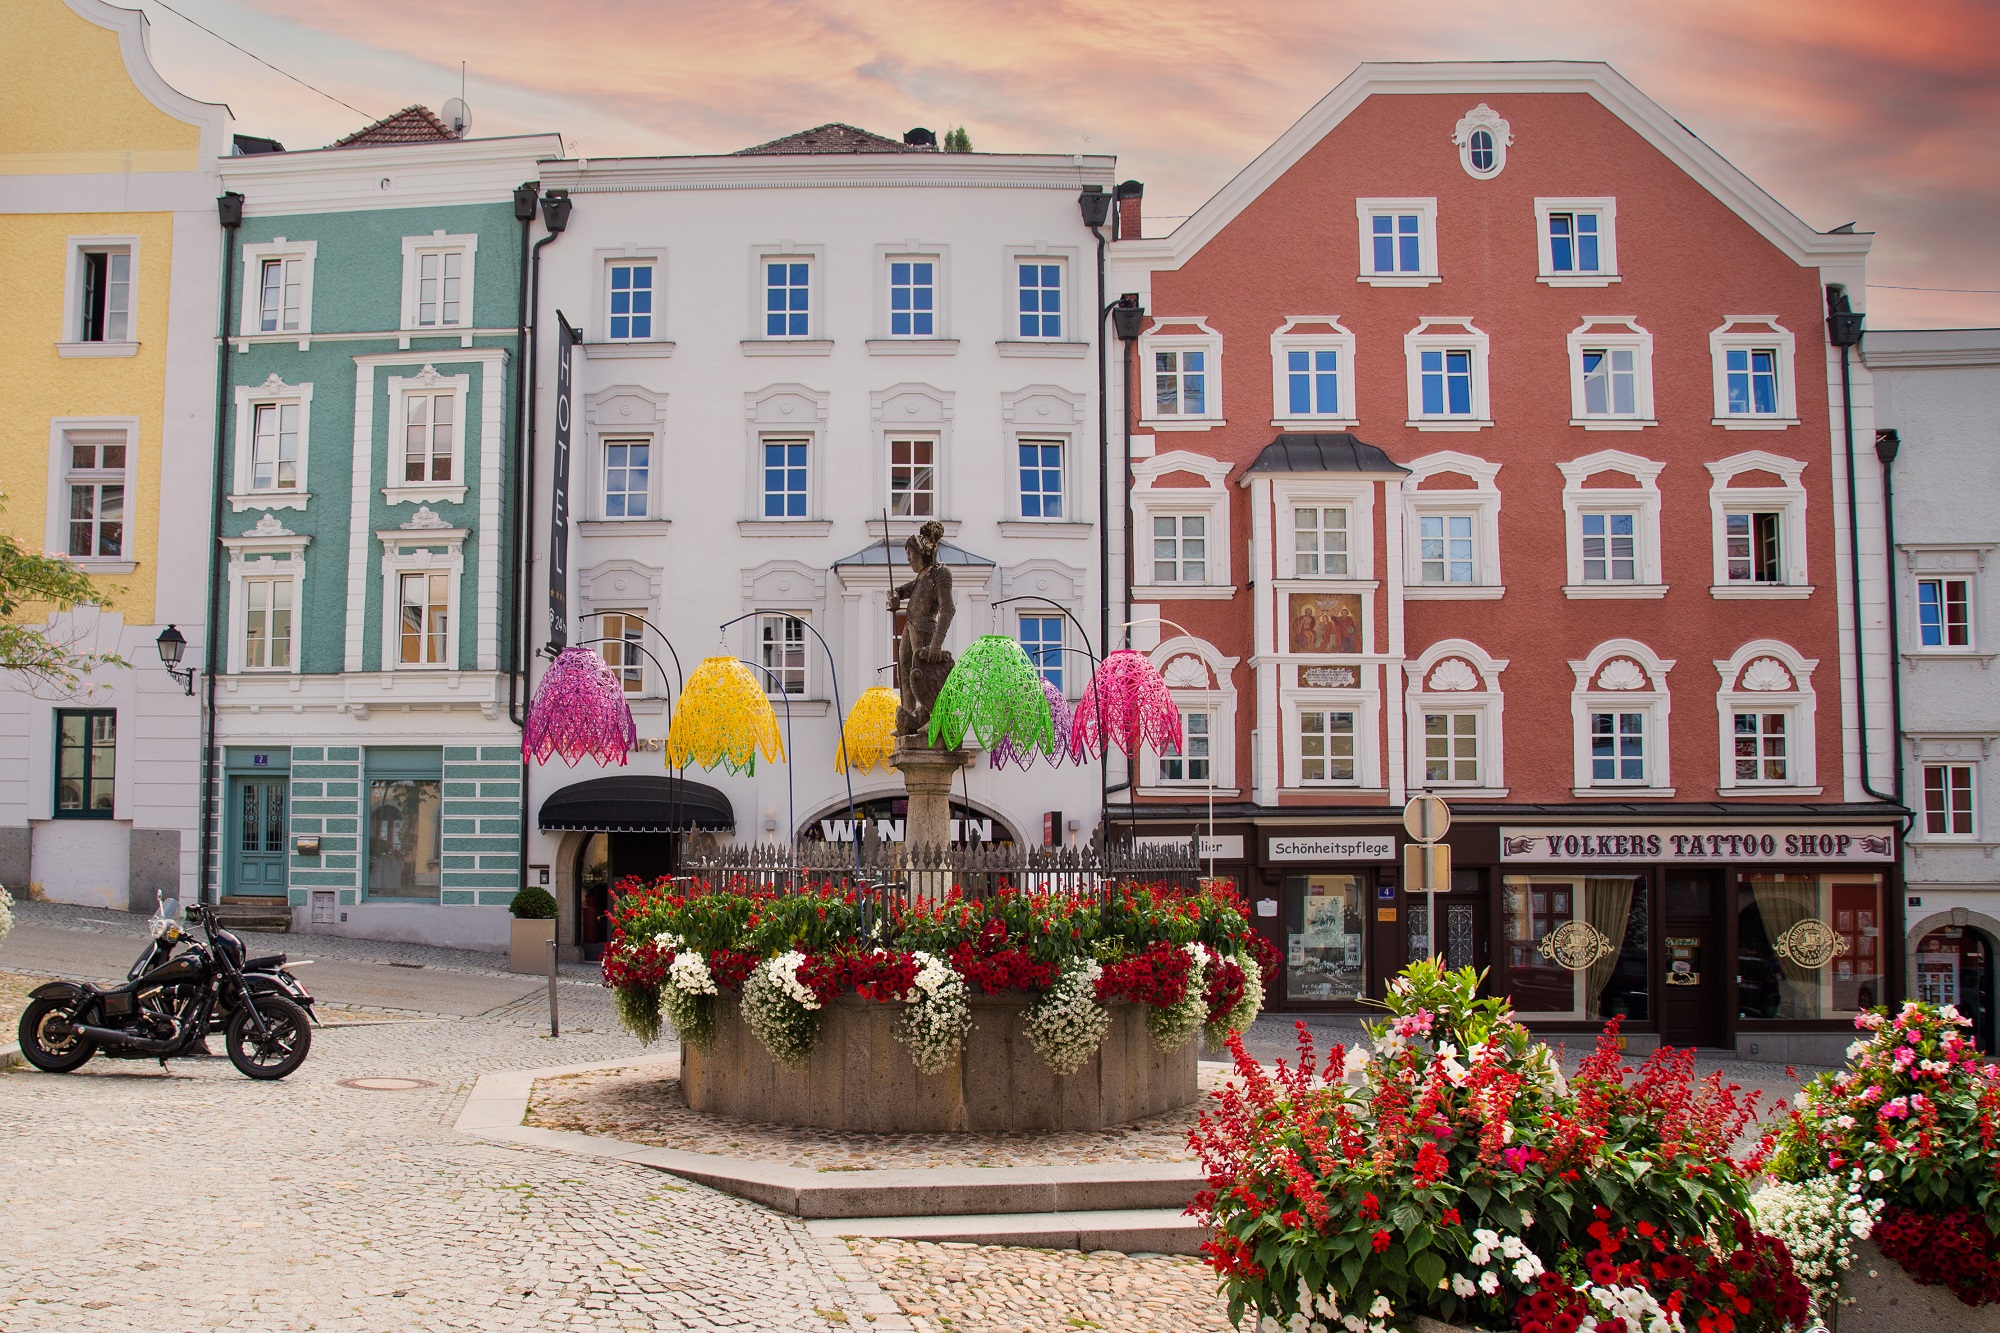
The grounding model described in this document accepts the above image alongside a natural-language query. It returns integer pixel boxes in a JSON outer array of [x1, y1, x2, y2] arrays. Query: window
[[1357, 199, 1438, 283], [765, 261, 810, 337], [1534, 200, 1619, 284], [1580, 512, 1636, 582], [1152, 515, 1207, 583], [78, 247, 132, 342], [250, 402, 300, 492], [1918, 577, 1972, 648], [1715, 643, 1817, 792], [54, 710, 115, 817], [1727, 349, 1779, 416], [1738, 873, 1885, 1019], [398, 571, 450, 665], [1154, 348, 1207, 416], [1420, 349, 1472, 416], [608, 263, 654, 340], [1284, 874, 1366, 1000], [1404, 319, 1491, 427], [1561, 451, 1664, 596], [758, 614, 806, 695], [1018, 615, 1064, 691], [402, 391, 454, 483], [1404, 453, 1503, 598], [1924, 764, 1975, 836], [1018, 439, 1063, 519], [414, 251, 461, 327], [762, 437, 809, 518], [1590, 711, 1646, 782], [1419, 514, 1475, 584], [1726, 512, 1783, 583], [888, 437, 935, 517], [1549, 213, 1602, 274], [1710, 319, 1797, 426], [603, 439, 650, 519], [1468, 130, 1495, 173], [63, 430, 126, 559], [1706, 452, 1809, 595], [1731, 711, 1789, 784], [1374, 213, 1422, 273], [1017, 262, 1062, 339], [1287, 349, 1341, 417], [1454, 105, 1511, 178], [888, 260, 935, 337], [601, 611, 646, 693], [1299, 710, 1356, 783], [1423, 712, 1479, 784], [259, 256, 304, 333], [1271, 320, 1358, 426], [1565, 320, 1654, 427], [1582, 349, 1636, 416], [241, 578, 294, 670], [1502, 876, 1643, 1020], [1293, 506, 1349, 578], [1160, 711, 1210, 782], [368, 775, 441, 898]]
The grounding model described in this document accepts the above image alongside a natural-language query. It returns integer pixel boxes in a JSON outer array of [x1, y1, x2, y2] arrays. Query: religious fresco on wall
[[1287, 592, 1363, 655]]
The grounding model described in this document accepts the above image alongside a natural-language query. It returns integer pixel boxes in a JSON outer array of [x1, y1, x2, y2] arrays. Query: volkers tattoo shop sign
[[1500, 826, 1896, 864]]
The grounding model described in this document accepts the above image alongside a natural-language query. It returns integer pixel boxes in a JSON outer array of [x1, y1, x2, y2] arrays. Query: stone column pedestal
[[890, 744, 971, 848]]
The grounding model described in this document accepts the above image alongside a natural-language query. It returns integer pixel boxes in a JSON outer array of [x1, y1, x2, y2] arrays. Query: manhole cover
[[338, 1077, 435, 1091]]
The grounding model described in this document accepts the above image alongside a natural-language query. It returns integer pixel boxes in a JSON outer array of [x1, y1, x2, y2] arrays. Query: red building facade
[[1108, 64, 1895, 1060]]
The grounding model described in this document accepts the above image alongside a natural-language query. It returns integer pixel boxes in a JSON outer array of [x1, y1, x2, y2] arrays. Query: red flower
[[1371, 1229, 1392, 1253], [1439, 1208, 1462, 1227], [1358, 1192, 1381, 1221]]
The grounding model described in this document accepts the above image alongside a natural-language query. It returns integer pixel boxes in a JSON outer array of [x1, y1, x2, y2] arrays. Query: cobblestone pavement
[[0, 1018, 879, 1332], [846, 1239, 1236, 1333]]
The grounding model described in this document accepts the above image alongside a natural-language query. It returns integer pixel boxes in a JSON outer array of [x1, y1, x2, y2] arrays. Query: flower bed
[[602, 878, 1274, 1085], [1190, 961, 1812, 1333]]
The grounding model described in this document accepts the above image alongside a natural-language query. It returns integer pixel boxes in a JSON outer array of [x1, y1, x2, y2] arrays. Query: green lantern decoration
[[927, 634, 1056, 754]]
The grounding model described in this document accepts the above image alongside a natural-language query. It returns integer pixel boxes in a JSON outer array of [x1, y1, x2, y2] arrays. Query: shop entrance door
[[576, 832, 679, 960], [1660, 871, 1724, 1048]]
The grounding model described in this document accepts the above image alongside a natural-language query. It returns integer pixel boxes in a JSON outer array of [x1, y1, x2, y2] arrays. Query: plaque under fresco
[[1298, 665, 1359, 688]]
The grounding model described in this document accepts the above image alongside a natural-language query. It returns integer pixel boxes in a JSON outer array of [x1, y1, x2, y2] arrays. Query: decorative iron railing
[[675, 838, 1205, 905]]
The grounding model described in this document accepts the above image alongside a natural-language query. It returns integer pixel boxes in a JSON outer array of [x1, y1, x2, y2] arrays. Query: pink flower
[[1881, 1097, 1909, 1119], [1502, 1145, 1533, 1172]]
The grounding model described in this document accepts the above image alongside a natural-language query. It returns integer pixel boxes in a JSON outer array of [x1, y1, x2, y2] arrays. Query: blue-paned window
[[609, 264, 653, 340], [1590, 711, 1646, 782], [1726, 348, 1780, 415], [889, 260, 935, 337], [1917, 577, 1971, 648], [765, 262, 810, 338], [1154, 348, 1207, 416], [1548, 212, 1601, 273], [604, 440, 649, 518], [1581, 512, 1637, 582], [1370, 212, 1422, 274], [1017, 263, 1062, 339], [1286, 349, 1341, 416], [1019, 615, 1063, 692], [1419, 349, 1473, 416], [1018, 440, 1063, 518], [762, 438, 809, 518]]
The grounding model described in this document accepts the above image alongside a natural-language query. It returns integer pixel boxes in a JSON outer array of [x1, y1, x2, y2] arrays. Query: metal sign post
[[546, 312, 580, 651], [1402, 795, 1451, 965]]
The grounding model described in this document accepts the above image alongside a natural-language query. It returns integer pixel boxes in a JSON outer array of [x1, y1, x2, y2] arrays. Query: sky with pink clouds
[[127, 0, 1999, 327]]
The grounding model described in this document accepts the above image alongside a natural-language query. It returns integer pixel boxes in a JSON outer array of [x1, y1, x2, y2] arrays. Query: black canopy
[[1243, 432, 1409, 477], [537, 775, 735, 833]]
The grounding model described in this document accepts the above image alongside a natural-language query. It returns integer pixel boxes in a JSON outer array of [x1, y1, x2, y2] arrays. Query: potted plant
[[507, 885, 558, 975]]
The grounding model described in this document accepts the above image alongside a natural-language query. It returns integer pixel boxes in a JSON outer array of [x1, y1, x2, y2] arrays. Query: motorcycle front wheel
[[17, 998, 97, 1073], [225, 994, 312, 1081]]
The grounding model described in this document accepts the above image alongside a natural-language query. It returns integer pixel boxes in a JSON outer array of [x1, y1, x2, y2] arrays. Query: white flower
[[1835, 1114, 1856, 1129], [1478, 1271, 1499, 1296], [1435, 1042, 1459, 1059], [1342, 1049, 1370, 1076], [1451, 1275, 1477, 1298], [1473, 1228, 1501, 1247], [1868, 1168, 1884, 1181], [769, 951, 822, 1010], [1368, 1296, 1391, 1318], [667, 950, 718, 996], [1025, 960, 1110, 1076], [1469, 1244, 1492, 1265], [1794, 1091, 1808, 1110], [1519, 1210, 1533, 1227], [1513, 1256, 1541, 1283], [652, 930, 684, 951], [1499, 1235, 1528, 1260], [1341, 1317, 1365, 1333]]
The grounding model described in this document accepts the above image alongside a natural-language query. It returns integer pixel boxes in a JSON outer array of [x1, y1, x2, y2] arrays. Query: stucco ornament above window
[[248, 513, 294, 538], [1594, 658, 1648, 690], [1452, 104, 1512, 178], [1162, 655, 1210, 688], [1426, 658, 1480, 692], [1739, 657, 1796, 691]]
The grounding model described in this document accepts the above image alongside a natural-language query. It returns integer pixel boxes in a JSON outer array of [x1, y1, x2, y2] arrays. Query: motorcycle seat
[[243, 955, 287, 971]]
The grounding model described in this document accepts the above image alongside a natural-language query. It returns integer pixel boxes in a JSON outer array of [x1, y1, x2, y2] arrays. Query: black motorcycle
[[16, 903, 314, 1080]]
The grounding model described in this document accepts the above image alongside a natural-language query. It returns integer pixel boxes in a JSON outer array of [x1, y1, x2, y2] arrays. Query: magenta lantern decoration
[[1069, 648, 1182, 761], [989, 677, 1074, 771], [524, 645, 638, 766]]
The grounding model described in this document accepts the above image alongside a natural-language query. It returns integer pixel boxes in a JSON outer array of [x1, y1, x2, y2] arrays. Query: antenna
[[443, 96, 470, 138]]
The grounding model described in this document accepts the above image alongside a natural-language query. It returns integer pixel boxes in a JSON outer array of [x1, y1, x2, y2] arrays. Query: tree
[[942, 126, 973, 153], [0, 500, 126, 694]]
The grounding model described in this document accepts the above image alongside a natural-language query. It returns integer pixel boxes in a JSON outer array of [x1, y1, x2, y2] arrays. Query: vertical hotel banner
[[547, 312, 579, 649]]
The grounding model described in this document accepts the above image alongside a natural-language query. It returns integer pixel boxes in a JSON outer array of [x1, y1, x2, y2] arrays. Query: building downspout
[[507, 183, 539, 728], [1088, 204, 1111, 846], [1875, 429, 1907, 816], [1828, 288, 1896, 807], [200, 192, 243, 906]]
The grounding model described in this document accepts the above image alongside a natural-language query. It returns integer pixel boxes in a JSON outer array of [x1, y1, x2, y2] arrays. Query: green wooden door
[[230, 778, 289, 897]]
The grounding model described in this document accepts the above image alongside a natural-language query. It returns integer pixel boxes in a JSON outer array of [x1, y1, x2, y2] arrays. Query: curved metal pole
[[1118, 614, 1215, 880], [575, 612, 689, 845], [732, 655, 796, 854], [994, 593, 1111, 853]]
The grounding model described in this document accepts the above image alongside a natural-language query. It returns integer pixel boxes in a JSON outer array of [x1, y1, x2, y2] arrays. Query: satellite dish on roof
[[443, 98, 470, 137]]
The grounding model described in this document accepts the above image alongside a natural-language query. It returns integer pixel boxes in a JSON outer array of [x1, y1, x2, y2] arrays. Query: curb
[[0, 1043, 20, 1071], [806, 1208, 1203, 1254]]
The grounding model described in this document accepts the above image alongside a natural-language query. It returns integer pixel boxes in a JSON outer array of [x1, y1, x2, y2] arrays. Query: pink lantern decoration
[[524, 645, 638, 766], [1069, 648, 1182, 761], [990, 677, 1074, 771]]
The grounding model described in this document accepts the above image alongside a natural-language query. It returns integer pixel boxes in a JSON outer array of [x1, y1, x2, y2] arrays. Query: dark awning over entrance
[[537, 775, 735, 833]]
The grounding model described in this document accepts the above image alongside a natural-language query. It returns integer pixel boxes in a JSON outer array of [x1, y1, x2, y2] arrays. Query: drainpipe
[[1875, 429, 1909, 821], [507, 182, 540, 727], [1106, 294, 1147, 830], [200, 192, 244, 906], [1827, 287, 1897, 806], [1080, 186, 1111, 844]]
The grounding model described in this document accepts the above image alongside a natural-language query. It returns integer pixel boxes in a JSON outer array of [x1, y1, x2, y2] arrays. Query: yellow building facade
[[0, 0, 228, 907]]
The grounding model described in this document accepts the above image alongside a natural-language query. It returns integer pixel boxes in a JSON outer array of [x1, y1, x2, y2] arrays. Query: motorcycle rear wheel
[[17, 998, 97, 1073], [225, 994, 312, 1081]]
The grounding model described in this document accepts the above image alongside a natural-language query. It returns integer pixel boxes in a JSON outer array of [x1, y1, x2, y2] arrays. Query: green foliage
[[942, 126, 972, 152], [0, 501, 127, 693], [612, 983, 661, 1045], [508, 886, 558, 919]]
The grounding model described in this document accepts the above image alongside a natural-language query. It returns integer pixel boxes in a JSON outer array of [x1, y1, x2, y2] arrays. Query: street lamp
[[156, 624, 195, 696]]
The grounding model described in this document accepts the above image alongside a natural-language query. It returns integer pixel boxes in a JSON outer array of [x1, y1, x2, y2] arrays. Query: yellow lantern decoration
[[667, 656, 785, 774], [836, 685, 900, 774]]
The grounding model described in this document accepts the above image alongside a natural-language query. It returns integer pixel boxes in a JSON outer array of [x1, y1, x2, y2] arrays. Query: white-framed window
[[761, 435, 811, 519], [56, 426, 132, 563], [1017, 438, 1065, 520], [1016, 259, 1064, 339], [1139, 321, 1223, 427], [1422, 711, 1481, 785], [1292, 505, 1349, 578], [1152, 514, 1208, 584], [758, 613, 808, 696], [607, 262, 655, 341], [1559, 451, 1665, 597], [1715, 642, 1820, 793], [222, 520, 309, 675], [399, 232, 477, 332], [384, 368, 469, 505], [1710, 319, 1798, 428], [1706, 451, 1810, 596], [1132, 451, 1233, 596], [1534, 199, 1618, 285], [64, 238, 136, 347], [888, 436, 937, 517], [237, 239, 317, 339], [1018, 614, 1064, 692], [765, 258, 812, 338], [1568, 640, 1674, 794], [1298, 709, 1358, 784], [240, 576, 295, 671], [1566, 318, 1653, 426], [1154, 350, 1208, 417], [230, 376, 314, 511], [1404, 641, 1509, 794], [600, 610, 647, 693], [1146, 641, 1241, 793], [1923, 764, 1976, 837], [1403, 319, 1491, 429], [1270, 318, 1359, 427], [1160, 710, 1211, 782], [603, 438, 651, 519], [376, 520, 465, 672], [1453, 104, 1511, 179], [1403, 452, 1503, 599], [251, 403, 300, 492], [1356, 198, 1439, 285], [1917, 576, 1972, 648], [887, 257, 937, 338], [398, 571, 450, 665]]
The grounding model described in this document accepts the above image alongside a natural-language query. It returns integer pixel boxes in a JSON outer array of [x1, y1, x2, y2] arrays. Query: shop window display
[[1284, 873, 1366, 1002], [1737, 873, 1884, 1020], [1501, 876, 1648, 1021], [1914, 925, 1994, 1052]]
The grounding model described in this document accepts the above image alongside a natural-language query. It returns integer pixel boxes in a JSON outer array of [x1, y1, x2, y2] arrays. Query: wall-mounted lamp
[[156, 624, 196, 696], [1112, 292, 1146, 341], [1077, 185, 1112, 229]]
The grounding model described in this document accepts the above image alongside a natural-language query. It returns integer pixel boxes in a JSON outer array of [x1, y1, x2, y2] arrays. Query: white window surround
[[1275, 478, 1375, 584], [998, 245, 1085, 354], [376, 509, 466, 672], [1141, 636, 1242, 796], [1403, 318, 1493, 430], [229, 373, 314, 512], [398, 231, 478, 335], [45, 417, 138, 573], [579, 559, 667, 699], [1131, 450, 1233, 598], [221, 515, 310, 675], [869, 243, 955, 352], [1713, 639, 1821, 795], [1709, 317, 1799, 428], [581, 384, 670, 531], [58, 235, 141, 356], [1355, 197, 1440, 287], [744, 243, 828, 351], [739, 382, 830, 533], [1453, 104, 1512, 180], [1901, 544, 1995, 664], [999, 385, 1088, 535], [1270, 317, 1360, 429], [1559, 450, 1665, 598], [1403, 639, 1510, 796], [872, 382, 954, 521], [383, 365, 469, 505], [1568, 638, 1676, 796], [1280, 687, 1382, 790], [1705, 451, 1811, 598], [587, 247, 669, 353], [1402, 451, 1503, 599], [1566, 317, 1655, 428], [237, 238, 318, 340], [1533, 199, 1620, 286], [1909, 735, 1993, 843], [1139, 320, 1224, 429]]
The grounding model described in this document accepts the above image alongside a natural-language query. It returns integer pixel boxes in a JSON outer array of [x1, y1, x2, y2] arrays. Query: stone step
[[214, 901, 290, 932], [805, 1208, 1204, 1254], [640, 1157, 1206, 1220]]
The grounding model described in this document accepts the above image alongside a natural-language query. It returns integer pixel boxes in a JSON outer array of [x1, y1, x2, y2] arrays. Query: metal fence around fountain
[[675, 838, 1205, 906]]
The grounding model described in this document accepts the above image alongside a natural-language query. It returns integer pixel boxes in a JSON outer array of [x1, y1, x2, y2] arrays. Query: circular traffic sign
[[1403, 793, 1450, 843]]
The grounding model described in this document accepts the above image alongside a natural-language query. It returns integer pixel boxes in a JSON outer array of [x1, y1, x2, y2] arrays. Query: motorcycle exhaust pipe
[[71, 1024, 180, 1053]]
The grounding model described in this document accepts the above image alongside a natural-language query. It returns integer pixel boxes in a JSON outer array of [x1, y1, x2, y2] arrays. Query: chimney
[[904, 127, 937, 149], [1114, 180, 1144, 240]]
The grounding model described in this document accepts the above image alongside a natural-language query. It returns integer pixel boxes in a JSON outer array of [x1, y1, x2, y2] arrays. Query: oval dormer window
[[1453, 104, 1511, 179], [1468, 129, 1495, 173]]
